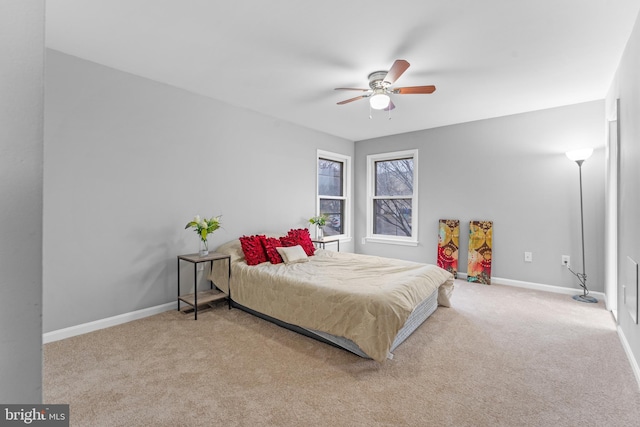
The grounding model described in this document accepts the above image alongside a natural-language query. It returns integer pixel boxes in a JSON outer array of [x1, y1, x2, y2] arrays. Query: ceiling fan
[[335, 59, 435, 111]]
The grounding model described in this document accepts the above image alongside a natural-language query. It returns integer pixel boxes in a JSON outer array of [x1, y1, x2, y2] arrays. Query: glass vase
[[317, 226, 324, 239], [199, 239, 209, 256]]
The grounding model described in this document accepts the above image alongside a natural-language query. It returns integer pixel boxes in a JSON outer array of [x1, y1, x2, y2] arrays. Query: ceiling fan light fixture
[[335, 59, 435, 111], [370, 93, 390, 110]]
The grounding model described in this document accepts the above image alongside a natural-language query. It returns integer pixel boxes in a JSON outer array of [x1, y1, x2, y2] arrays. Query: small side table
[[312, 236, 340, 252], [177, 252, 231, 320]]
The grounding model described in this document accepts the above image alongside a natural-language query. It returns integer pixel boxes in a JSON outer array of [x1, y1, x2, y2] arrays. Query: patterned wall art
[[467, 220, 493, 285], [437, 219, 460, 278]]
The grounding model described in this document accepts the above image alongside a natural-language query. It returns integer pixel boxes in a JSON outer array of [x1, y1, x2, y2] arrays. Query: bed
[[209, 237, 454, 362]]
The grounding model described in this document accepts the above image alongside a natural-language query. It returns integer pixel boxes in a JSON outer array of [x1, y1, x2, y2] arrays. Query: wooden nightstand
[[177, 252, 231, 320]]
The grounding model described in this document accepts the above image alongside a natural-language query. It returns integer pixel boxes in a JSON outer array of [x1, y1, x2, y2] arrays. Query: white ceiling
[[45, 0, 640, 142]]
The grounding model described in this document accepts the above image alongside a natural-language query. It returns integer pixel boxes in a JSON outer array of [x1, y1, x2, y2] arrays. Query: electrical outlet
[[524, 252, 533, 262], [361, 238, 366, 245], [562, 255, 570, 268]]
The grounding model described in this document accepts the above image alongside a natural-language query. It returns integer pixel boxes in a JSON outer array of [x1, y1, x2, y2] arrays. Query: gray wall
[[0, 1, 44, 403], [43, 50, 353, 333], [354, 101, 605, 292], [607, 9, 640, 375]]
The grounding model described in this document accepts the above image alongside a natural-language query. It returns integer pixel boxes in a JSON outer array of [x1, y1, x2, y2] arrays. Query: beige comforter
[[210, 239, 454, 362]]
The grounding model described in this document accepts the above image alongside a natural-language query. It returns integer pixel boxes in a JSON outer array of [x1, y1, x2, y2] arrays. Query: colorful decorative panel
[[437, 219, 459, 278], [467, 221, 493, 285]]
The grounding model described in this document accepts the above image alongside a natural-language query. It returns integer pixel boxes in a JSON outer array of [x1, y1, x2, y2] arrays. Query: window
[[317, 150, 350, 238], [366, 149, 418, 245]]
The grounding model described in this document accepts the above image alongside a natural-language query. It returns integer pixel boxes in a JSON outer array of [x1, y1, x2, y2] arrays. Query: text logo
[[0, 405, 68, 426]]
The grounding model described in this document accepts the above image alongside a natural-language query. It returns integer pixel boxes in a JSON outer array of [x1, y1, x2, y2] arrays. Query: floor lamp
[[565, 148, 598, 303]]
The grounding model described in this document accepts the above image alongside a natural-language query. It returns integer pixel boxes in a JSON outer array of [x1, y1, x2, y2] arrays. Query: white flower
[[186, 214, 221, 239]]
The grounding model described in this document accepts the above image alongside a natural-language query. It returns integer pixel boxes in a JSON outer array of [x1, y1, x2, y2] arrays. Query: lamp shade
[[566, 148, 593, 162], [369, 93, 390, 110]]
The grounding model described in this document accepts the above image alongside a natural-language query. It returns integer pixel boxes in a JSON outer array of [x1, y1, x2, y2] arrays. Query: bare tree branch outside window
[[318, 158, 344, 235], [374, 158, 413, 237]]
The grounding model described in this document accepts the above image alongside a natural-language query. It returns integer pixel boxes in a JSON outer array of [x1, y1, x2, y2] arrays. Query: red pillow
[[262, 237, 284, 264], [239, 235, 267, 265], [286, 228, 315, 256], [279, 234, 298, 248]]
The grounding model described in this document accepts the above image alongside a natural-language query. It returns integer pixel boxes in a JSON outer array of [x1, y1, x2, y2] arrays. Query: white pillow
[[276, 245, 309, 264]]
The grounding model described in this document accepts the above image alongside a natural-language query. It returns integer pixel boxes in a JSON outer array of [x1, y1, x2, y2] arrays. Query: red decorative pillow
[[262, 237, 284, 264], [239, 235, 267, 265], [286, 228, 315, 256], [279, 234, 298, 248]]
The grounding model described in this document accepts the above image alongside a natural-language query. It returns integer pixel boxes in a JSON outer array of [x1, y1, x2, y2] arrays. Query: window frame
[[316, 150, 351, 241], [366, 149, 419, 246]]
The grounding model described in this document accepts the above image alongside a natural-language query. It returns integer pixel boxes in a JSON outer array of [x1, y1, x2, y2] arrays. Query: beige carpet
[[44, 280, 640, 426]]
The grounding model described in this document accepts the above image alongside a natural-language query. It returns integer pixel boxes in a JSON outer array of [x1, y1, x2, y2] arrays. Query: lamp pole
[[568, 154, 597, 303]]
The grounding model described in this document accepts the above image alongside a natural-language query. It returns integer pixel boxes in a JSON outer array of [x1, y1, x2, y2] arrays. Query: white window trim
[[366, 149, 419, 246], [316, 150, 351, 241]]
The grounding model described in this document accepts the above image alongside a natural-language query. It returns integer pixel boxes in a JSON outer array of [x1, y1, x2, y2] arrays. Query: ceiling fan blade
[[384, 59, 410, 84], [384, 100, 396, 111], [394, 85, 436, 94], [337, 95, 367, 105], [334, 87, 370, 91]]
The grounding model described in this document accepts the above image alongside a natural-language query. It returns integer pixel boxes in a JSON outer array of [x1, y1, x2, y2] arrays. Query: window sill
[[364, 237, 418, 247]]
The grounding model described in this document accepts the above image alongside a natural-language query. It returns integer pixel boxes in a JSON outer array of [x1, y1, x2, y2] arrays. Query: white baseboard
[[456, 272, 606, 301], [41, 275, 607, 343], [43, 302, 175, 344], [617, 325, 640, 390]]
